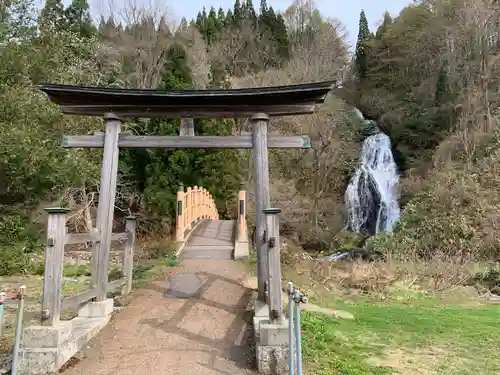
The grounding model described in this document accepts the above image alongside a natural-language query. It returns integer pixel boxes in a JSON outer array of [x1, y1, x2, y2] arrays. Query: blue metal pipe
[[287, 282, 294, 375], [294, 290, 304, 375], [11, 285, 26, 375]]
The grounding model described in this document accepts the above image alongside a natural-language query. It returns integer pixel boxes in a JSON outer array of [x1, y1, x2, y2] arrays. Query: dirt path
[[61, 260, 257, 375]]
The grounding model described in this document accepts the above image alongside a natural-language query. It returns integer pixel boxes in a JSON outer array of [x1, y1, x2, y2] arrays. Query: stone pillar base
[[78, 298, 114, 318], [253, 299, 269, 340], [234, 240, 249, 260], [252, 291, 290, 375], [17, 299, 114, 374], [256, 320, 289, 375]]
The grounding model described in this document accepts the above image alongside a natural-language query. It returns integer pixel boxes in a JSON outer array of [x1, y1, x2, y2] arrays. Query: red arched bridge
[[175, 186, 249, 260]]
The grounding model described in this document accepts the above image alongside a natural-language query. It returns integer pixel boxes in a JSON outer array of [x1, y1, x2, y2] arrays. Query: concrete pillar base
[[252, 290, 290, 375], [253, 300, 269, 340], [17, 300, 114, 374], [234, 240, 249, 260], [78, 298, 114, 318], [256, 320, 289, 375]]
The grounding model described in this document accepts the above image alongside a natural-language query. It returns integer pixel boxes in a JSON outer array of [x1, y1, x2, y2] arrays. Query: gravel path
[[61, 260, 257, 375]]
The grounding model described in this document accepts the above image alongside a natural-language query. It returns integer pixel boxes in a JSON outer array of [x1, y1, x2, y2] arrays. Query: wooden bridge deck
[[182, 220, 236, 260]]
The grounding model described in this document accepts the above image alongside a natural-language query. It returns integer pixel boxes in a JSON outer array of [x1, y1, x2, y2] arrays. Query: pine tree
[[233, 0, 242, 26], [259, 0, 268, 16], [225, 9, 234, 27], [355, 10, 371, 79], [274, 13, 290, 62], [64, 0, 96, 38], [435, 63, 449, 106], [245, 0, 257, 26], [375, 11, 392, 40], [179, 17, 188, 31], [162, 44, 193, 90], [206, 7, 219, 43], [217, 7, 226, 27], [39, 0, 66, 32], [195, 11, 203, 29]]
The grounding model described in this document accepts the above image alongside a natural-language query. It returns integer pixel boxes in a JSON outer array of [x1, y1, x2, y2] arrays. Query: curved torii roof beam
[[39, 80, 336, 118]]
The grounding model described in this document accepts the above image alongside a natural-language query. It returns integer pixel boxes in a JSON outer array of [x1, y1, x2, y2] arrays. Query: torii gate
[[40, 81, 334, 322]]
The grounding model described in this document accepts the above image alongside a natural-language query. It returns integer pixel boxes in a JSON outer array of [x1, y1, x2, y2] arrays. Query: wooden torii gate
[[40, 81, 334, 322]]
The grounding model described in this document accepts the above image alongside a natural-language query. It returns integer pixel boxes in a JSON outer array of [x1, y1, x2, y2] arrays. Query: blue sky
[[165, 0, 412, 47], [46, 0, 412, 47]]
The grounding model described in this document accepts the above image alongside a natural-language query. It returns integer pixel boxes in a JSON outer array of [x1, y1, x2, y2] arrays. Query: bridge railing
[[175, 184, 219, 242]]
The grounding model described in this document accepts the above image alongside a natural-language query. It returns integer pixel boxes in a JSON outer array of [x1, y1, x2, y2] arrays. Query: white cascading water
[[345, 109, 400, 235]]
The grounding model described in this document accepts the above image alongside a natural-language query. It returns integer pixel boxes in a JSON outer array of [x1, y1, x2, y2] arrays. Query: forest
[[1, 0, 500, 280]]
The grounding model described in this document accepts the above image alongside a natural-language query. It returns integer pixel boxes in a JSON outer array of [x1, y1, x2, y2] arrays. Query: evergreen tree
[[259, 0, 268, 16], [435, 63, 449, 106], [64, 0, 96, 38], [217, 7, 226, 27], [39, 0, 66, 32], [233, 0, 242, 26], [206, 6, 219, 43], [245, 0, 257, 25], [274, 13, 290, 61], [355, 10, 371, 79], [195, 11, 203, 29], [375, 11, 392, 40], [225, 9, 234, 26], [179, 17, 188, 31]]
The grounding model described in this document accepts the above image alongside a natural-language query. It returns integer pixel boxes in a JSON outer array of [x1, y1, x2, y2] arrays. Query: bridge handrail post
[[238, 190, 246, 242], [42, 207, 69, 326], [176, 184, 185, 242], [122, 216, 136, 296], [195, 186, 199, 221], [204, 188, 208, 219], [263, 207, 283, 324], [200, 188, 204, 219], [186, 187, 192, 230]]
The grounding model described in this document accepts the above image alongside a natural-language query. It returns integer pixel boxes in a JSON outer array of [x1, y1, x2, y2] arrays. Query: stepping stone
[[167, 273, 203, 299]]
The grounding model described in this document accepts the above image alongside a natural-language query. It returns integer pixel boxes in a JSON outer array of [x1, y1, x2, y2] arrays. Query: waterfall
[[345, 110, 400, 235]]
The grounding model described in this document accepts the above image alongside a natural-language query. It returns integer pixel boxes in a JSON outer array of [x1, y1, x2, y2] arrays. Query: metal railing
[[0, 285, 27, 375], [287, 281, 307, 375]]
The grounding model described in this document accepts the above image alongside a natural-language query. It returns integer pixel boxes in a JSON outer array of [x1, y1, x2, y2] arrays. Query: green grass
[[131, 254, 179, 282], [300, 295, 500, 375]]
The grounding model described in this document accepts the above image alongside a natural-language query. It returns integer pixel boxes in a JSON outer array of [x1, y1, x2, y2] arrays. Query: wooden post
[[42, 207, 69, 326], [263, 208, 283, 324], [186, 187, 192, 228], [251, 113, 271, 303], [123, 216, 136, 296], [180, 117, 195, 136], [95, 113, 122, 302], [176, 183, 184, 242], [238, 190, 246, 242], [91, 131, 104, 288], [193, 186, 198, 221]]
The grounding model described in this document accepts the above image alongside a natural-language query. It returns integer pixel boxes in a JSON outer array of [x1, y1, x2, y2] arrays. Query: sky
[[165, 0, 413, 47], [45, 0, 413, 48]]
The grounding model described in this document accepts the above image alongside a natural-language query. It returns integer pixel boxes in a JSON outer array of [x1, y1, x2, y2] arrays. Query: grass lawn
[[299, 289, 500, 375]]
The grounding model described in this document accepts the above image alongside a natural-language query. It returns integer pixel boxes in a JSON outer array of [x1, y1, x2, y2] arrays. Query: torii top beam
[[39, 81, 336, 118]]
